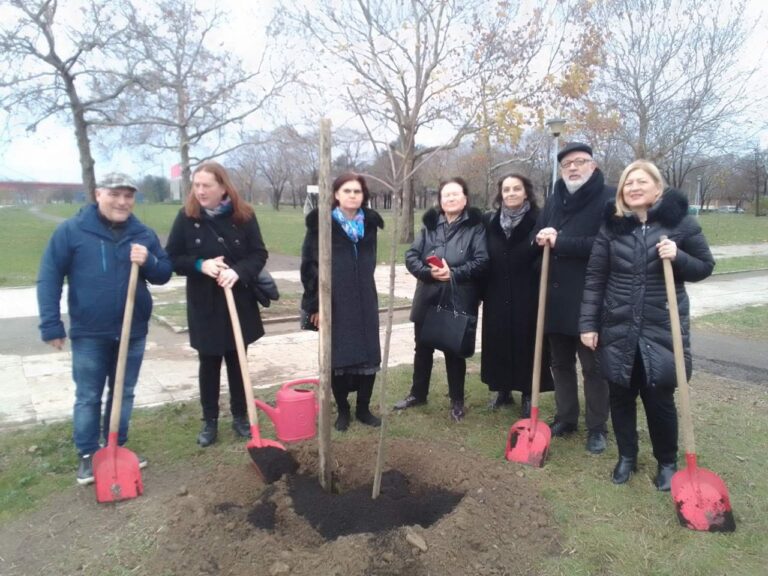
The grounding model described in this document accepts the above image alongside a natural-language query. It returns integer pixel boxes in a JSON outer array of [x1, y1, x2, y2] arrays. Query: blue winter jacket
[[37, 204, 173, 341]]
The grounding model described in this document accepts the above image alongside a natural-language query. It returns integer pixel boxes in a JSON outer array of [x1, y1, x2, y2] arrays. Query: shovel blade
[[93, 444, 143, 503], [246, 425, 298, 484], [671, 466, 735, 532], [505, 418, 551, 468]]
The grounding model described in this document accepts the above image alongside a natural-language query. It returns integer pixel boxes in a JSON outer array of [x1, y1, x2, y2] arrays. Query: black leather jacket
[[405, 207, 489, 323]]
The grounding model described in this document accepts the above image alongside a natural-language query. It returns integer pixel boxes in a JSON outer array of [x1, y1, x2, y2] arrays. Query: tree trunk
[[63, 74, 96, 200], [398, 146, 415, 244]]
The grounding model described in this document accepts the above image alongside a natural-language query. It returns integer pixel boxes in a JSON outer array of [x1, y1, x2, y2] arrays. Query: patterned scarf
[[203, 196, 233, 218], [332, 207, 365, 243], [499, 200, 530, 238]]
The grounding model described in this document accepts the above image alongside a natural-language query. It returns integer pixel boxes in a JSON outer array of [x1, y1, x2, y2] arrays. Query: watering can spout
[[254, 399, 279, 425]]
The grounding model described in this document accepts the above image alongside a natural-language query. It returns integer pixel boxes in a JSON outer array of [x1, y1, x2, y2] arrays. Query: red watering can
[[254, 378, 319, 443]]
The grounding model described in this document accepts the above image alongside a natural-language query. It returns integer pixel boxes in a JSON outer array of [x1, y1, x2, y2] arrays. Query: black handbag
[[419, 277, 477, 358]]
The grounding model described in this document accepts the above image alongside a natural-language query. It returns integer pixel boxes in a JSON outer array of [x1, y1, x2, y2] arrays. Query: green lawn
[[699, 213, 768, 246], [694, 304, 768, 340]]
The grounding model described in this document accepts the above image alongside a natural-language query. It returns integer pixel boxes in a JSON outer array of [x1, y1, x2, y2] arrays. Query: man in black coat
[[533, 142, 615, 454]]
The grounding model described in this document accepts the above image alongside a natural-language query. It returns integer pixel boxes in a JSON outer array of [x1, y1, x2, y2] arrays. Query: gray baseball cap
[[97, 172, 138, 192]]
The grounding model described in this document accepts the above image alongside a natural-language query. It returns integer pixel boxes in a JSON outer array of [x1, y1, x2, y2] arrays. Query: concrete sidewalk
[[1, 254, 767, 430]]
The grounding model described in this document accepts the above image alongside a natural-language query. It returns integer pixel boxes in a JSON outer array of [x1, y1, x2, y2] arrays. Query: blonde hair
[[614, 160, 665, 216]]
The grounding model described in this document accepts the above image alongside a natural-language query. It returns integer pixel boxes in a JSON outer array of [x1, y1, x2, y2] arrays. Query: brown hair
[[184, 162, 254, 224], [332, 172, 370, 207], [614, 160, 665, 216], [494, 172, 538, 210]]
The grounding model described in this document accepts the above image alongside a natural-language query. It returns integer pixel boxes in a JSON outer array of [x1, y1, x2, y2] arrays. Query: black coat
[[480, 208, 553, 393], [533, 169, 615, 335], [405, 207, 489, 324], [300, 208, 383, 370], [165, 209, 267, 355], [580, 189, 715, 388]]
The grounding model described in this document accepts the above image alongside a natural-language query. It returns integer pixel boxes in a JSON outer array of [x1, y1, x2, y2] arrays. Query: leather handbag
[[419, 277, 477, 358], [251, 269, 280, 308]]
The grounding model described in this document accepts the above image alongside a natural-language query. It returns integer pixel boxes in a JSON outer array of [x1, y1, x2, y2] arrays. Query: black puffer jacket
[[300, 208, 383, 370], [533, 169, 615, 335], [406, 207, 489, 324], [579, 189, 715, 388]]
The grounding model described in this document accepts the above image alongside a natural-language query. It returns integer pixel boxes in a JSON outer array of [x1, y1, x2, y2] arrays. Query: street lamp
[[696, 175, 703, 215], [545, 117, 567, 197]]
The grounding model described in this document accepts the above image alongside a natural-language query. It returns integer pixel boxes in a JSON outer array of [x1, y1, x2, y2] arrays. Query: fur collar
[[604, 188, 689, 233], [422, 206, 483, 231], [305, 207, 384, 232]]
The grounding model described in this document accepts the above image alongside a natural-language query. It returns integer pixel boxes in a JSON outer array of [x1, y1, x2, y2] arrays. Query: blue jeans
[[71, 336, 146, 455]]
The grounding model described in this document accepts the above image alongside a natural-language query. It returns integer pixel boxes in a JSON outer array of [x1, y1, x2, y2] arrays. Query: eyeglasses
[[560, 158, 593, 169]]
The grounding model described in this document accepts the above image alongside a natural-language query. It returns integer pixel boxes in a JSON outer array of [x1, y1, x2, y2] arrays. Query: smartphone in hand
[[426, 255, 444, 268]]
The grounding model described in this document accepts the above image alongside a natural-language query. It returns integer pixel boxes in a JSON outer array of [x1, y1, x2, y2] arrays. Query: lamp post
[[545, 117, 566, 197], [696, 175, 703, 216]]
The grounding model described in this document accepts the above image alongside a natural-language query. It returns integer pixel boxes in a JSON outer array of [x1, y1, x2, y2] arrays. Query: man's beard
[[564, 176, 588, 193]]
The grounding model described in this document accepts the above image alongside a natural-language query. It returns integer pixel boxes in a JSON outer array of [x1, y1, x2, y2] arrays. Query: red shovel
[[661, 244, 735, 532], [223, 286, 297, 483], [505, 243, 552, 467], [93, 262, 144, 503]]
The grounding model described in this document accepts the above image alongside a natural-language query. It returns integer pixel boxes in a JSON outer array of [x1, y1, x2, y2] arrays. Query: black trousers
[[332, 373, 376, 415], [610, 352, 678, 464], [410, 322, 466, 402], [548, 333, 609, 432], [198, 349, 247, 420]]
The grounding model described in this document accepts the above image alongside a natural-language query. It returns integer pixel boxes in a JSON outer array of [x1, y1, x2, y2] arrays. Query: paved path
[[1, 249, 767, 430]]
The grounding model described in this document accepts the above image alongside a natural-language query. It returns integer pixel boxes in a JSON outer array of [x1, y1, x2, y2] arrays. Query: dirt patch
[[0, 438, 561, 576]]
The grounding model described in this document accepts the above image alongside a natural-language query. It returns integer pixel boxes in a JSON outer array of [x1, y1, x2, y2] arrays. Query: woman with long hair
[[166, 162, 268, 446]]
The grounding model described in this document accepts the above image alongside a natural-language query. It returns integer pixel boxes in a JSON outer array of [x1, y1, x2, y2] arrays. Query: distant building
[[0, 181, 87, 205]]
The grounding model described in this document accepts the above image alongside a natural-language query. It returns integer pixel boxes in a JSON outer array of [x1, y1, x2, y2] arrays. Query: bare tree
[[591, 0, 763, 174], [278, 0, 526, 242], [101, 0, 294, 192], [0, 0, 136, 196]]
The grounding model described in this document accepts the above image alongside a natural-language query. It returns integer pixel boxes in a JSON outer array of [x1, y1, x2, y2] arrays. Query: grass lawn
[[699, 213, 768, 246], [713, 255, 768, 274], [694, 304, 768, 340]]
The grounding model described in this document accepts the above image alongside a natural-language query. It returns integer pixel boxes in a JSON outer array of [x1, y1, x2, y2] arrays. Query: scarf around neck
[[204, 197, 233, 218], [332, 207, 365, 243], [499, 200, 530, 238]]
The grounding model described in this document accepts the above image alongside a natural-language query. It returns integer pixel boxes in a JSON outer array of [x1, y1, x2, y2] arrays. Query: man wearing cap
[[533, 142, 615, 454], [37, 173, 172, 485]]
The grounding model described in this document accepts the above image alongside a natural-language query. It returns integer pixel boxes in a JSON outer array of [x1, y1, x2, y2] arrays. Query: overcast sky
[[1, 0, 766, 184]]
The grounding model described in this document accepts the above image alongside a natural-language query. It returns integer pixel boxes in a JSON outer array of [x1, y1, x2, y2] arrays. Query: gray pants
[[548, 333, 609, 432]]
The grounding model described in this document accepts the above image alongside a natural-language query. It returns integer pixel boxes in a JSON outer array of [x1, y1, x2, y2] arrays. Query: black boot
[[231, 416, 251, 439], [355, 375, 381, 427], [520, 394, 532, 419], [488, 390, 514, 410], [612, 455, 637, 484], [655, 461, 677, 491], [197, 418, 218, 447], [335, 409, 351, 432]]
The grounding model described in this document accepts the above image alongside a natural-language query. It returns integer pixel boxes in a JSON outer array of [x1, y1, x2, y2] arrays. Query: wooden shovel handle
[[660, 236, 696, 455], [531, 243, 550, 410], [108, 262, 139, 435], [223, 286, 259, 428]]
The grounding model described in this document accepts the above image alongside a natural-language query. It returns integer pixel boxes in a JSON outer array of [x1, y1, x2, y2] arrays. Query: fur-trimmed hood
[[604, 188, 689, 233], [305, 207, 384, 232], [422, 206, 483, 231]]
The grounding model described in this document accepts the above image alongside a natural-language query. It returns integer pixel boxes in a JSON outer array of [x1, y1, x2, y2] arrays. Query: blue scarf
[[332, 207, 365, 243], [204, 197, 233, 218]]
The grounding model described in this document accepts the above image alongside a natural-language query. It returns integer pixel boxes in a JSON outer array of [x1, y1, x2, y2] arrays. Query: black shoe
[[655, 462, 677, 492], [550, 420, 577, 437], [586, 430, 607, 454], [335, 411, 351, 432], [612, 456, 637, 484], [232, 416, 251, 439], [450, 400, 465, 422], [355, 409, 381, 427], [393, 394, 426, 410], [520, 395, 532, 419], [197, 419, 218, 447], [77, 453, 94, 486], [488, 391, 514, 410]]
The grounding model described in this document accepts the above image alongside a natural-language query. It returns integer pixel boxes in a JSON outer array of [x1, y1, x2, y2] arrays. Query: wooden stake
[[317, 118, 333, 492]]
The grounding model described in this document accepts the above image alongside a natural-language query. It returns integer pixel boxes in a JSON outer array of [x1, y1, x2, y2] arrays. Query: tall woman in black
[[166, 162, 268, 446], [580, 160, 714, 490], [394, 178, 489, 422], [300, 173, 383, 432], [481, 173, 550, 417]]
